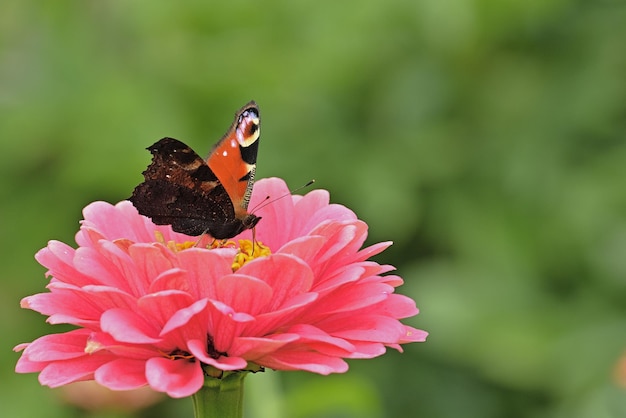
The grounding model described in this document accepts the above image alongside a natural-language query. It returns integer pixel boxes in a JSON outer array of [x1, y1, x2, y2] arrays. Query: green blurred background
[[2, 1, 626, 417]]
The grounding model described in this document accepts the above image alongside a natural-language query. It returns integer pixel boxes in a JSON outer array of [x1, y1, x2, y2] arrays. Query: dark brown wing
[[129, 137, 251, 238]]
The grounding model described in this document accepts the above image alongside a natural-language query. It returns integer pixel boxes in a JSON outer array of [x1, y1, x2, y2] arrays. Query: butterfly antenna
[[250, 195, 271, 213], [250, 179, 316, 213]]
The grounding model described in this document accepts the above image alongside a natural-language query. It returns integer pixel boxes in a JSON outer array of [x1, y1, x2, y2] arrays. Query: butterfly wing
[[129, 137, 239, 237], [129, 102, 261, 239], [207, 101, 260, 217]]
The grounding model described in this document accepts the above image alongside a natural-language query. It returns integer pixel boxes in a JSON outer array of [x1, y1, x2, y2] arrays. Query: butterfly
[[129, 101, 262, 239]]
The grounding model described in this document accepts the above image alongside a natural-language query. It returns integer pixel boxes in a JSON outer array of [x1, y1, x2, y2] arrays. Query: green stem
[[192, 371, 247, 418]]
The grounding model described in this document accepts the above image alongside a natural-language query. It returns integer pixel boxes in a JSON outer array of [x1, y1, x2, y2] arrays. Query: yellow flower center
[[153, 231, 270, 271], [230, 239, 271, 271]]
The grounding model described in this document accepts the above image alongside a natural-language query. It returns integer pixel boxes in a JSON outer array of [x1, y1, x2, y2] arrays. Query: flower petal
[[16, 329, 91, 366], [101, 308, 162, 344], [247, 178, 294, 247], [35, 241, 93, 287], [39, 352, 118, 387], [216, 274, 273, 315], [258, 350, 349, 375], [237, 254, 314, 309], [95, 358, 148, 390], [187, 339, 248, 370], [145, 357, 203, 398], [160, 298, 208, 338], [229, 334, 299, 359], [175, 248, 236, 299]]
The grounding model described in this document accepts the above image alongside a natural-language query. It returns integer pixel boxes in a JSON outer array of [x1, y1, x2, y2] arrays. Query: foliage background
[[2, 1, 626, 417]]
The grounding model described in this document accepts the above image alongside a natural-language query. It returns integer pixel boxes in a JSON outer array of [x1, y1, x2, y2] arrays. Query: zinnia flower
[[15, 177, 427, 399]]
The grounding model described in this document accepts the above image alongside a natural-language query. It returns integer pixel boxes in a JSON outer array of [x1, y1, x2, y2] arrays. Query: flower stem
[[192, 372, 247, 418]]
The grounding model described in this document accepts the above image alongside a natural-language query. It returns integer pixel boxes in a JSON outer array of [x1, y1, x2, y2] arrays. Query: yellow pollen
[[209, 239, 238, 250], [153, 232, 270, 270], [231, 239, 271, 271], [154, 231, 198, 252]]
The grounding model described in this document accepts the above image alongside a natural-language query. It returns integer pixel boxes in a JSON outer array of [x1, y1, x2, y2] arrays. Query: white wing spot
[[222, 150, 228, 157]]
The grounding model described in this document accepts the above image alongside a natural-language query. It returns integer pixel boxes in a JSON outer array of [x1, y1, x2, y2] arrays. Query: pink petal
[[258, 350, 349, 375], [127, 244, 176, 290], [216, 274, 273, 315], [160, 298, 208, 338], [377, 293, 420, 319], [35, 241, 93, 287], [138, 289, 196, 326], [321, 315, 410, 344], [149, 268, 191, 293], [229, 334, 299, 359], [399, 326, 429, 344], [352, 241, 393, 263], [296, 203, 357, 237], [247, 178, 294, 248], [95, 358, 148, 390], [186, 339, 248, 370], [79, 201, 150, 244], [291, 189, 331, 235], [85, 332, 162, 359], [96, 239, 146, 295], [311, 264, 365, 292], [245, 292, 319, 337], [302, 282, 393, 321], [100, 308, 162, 344], [284, 324, 355, 354], [310, 221, 369, 267], [237, 254, 314, 309], [16, 330, 92, 364], [73, 247, 128, 290], [80, 284, 138, 313], [78, 201, 191, 246], [346, 341, 387, 358], [28, 283, 138, 327], [310, 222, 360, 265], [14, 354, 44, 374], [276, 235, 327, 265], [39, 352, 118, 387], [21, 290, 95, 326], [175, 248, 236, 299], [204, 300, 255, 352], [145, 357, 203, 398]]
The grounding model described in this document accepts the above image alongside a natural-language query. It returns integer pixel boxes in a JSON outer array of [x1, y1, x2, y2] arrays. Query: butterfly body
[[129, 102, 261, 239]]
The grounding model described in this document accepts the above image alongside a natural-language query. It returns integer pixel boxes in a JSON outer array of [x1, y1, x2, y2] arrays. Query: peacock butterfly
[[129, 101, 261, 239]]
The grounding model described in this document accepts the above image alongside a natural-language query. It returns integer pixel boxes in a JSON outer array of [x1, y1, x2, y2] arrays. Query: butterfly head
[[243, 213, 262, 231]]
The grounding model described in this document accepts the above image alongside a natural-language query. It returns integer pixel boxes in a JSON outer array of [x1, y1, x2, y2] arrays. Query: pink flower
[[15, 177, 427, 398]]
